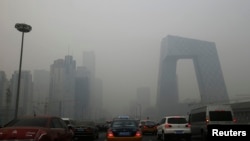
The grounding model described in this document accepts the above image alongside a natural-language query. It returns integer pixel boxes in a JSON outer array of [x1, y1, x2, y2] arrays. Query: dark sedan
[[0, 115, 73, 141], [73, 121, 99, 140], [106, 119, 142, 141]]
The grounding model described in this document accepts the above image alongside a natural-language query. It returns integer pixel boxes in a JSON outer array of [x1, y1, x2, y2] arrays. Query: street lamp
[[14, 23, 32, 118]]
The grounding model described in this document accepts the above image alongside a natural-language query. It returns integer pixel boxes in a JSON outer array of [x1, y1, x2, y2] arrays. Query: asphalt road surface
[[93, 132, 189, 141]]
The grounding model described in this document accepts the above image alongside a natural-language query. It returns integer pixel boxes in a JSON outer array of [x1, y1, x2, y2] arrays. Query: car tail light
[[185, 124, 191, 128], [233, 118, 237, 123], [107, 130, 114, 137], [0, 131, 4, 138], [205, 118, 209, 124], [164, 124, 172, 128], [135, 131, 142, 137]]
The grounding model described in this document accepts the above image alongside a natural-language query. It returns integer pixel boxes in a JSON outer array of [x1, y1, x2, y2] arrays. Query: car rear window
[[112, 120, 137, 128], [145, 121, 156, 125], [167, 118, 187, 124], [209, 111, 233, 121]]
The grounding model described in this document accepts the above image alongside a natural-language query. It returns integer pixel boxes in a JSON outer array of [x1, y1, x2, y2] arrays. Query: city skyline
[[1, 0, 250, 117]]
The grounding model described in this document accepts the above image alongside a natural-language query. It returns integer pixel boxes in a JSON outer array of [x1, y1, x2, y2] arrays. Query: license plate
[[119, 132, 130, 136]]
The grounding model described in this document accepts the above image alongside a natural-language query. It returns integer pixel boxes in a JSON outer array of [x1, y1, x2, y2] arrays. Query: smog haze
[[1, 0, 250, 118]]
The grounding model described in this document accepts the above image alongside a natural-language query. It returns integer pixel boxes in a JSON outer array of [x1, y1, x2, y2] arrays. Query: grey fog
[[0, 0, 250, 120]]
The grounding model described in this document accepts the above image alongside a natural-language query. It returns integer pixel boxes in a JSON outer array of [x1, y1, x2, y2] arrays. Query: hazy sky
[[1, 0, 250, 115]]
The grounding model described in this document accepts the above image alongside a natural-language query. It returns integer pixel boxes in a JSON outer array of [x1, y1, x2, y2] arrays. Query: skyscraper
[[10, 71, 33, 116], [157, 35, 229, 116], [82, 51, 99, 119], [33, 69, 50, 115], [75, 66, 90, 120], [48, 56, 76, 118], [0, 71, 9, 126]]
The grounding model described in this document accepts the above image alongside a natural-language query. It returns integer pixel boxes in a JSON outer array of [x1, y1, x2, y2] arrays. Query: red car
[[139, 120, 157, 135], [0, 115, 73, 141]]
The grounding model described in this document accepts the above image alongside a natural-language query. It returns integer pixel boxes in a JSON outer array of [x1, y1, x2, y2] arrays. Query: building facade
[[33, 69, 50, 115], [10, 71, 33, 117], [48, 56, 76, 118], [157, 35, 229, 116]]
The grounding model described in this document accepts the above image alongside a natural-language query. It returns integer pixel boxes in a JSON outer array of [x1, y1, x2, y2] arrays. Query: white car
[[156, 116, 191, 141]]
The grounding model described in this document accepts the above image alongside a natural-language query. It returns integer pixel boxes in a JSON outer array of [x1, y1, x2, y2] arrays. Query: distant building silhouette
[[136, 87, 151, 119], [82, 51, 103, 120], [157, 35, 229, 117], [48, 56, 76, 118], [33, 70, 50, 115], [0, 71, 9, 125], [10, 71, 33, 116], [75, 66, 90, 120]]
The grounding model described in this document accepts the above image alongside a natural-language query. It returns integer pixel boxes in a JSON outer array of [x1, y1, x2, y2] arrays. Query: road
[[93, 132, 189, 141]]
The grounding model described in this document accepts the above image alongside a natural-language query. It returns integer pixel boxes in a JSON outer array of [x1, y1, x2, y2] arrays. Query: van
[[188, 104, 235, 140]]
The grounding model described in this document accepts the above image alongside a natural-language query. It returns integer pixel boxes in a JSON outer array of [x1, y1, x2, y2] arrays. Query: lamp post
[[14, 23, 32, 118]]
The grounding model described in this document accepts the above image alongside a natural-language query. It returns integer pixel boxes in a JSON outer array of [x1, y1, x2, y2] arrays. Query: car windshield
[[6, 118, 47, 127]]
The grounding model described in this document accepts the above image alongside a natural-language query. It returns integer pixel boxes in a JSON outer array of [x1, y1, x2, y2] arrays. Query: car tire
[[186, 136, 191, 141], [161, 133, 167, 141], [201, 132, 207, 141], [156, 132, 161, 140]]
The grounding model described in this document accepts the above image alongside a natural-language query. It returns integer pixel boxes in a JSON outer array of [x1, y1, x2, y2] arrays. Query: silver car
[[156, 116, 191, 141]]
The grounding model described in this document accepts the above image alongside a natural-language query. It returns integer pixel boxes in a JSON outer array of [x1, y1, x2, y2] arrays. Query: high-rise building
[[0, 71, 7, 107], [0, 71, 9, 126], [10, 71, 33, 116], [83, 51, 95, 78], [48, 56, 76, 118], [92, 78, 103, 120], [82, 51, 103, 119], [49, 59, 65, 117], [63, 55, 76, 118], [33, 70, 50, 115], [75, 66, 90, 120], [157, 35, 229, 116]]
